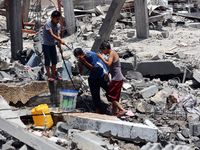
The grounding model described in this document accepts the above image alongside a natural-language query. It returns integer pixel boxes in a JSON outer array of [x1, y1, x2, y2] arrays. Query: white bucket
[[60, 90, 78, 111]]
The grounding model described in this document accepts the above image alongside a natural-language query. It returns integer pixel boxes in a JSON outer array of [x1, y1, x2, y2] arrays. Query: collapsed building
[[0, 0, 200, 149]]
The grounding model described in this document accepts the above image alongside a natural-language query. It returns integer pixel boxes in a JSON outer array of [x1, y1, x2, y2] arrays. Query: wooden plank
[[91, 0, 126, 52], [0, 117, 66, 150]]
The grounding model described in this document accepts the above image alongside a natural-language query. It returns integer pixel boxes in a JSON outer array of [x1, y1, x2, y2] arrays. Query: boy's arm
[[48, 30, 66, 45], [78, 62, 83, 73], [57, 33, 63, 53], [79, 56, 97, 71], [97, 52, 113, 68]]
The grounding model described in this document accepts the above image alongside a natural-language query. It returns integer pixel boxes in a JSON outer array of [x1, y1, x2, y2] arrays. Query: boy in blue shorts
[[42, 10, 66, 81], [73, 48, 109, 113]]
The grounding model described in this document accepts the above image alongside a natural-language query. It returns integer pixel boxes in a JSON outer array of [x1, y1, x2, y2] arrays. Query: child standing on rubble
[[73, 48, 109, 114], [97, 41, 126, 117], [42, 10, 66, 81]]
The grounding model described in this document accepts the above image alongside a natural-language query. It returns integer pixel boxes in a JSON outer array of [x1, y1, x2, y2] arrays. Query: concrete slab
[[0, 95, 26, 128], [0, 81, 49, 104], [136, 60, 182, 76], [193, 69, 200, 83], [62, 113, 158, 142], [72, 131, 113, 150]]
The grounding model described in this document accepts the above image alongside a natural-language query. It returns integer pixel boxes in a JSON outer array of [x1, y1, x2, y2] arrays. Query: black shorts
[[42, 45, 57, 66]]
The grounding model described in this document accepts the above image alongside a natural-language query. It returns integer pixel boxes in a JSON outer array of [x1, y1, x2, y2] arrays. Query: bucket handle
[[42, 111, 47, 133]]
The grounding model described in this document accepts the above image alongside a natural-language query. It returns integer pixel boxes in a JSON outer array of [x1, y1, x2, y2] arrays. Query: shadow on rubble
[[125, 37, 146, 43]]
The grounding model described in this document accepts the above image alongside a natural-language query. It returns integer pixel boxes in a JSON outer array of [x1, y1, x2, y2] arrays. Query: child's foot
[[54, 70, 63, 80], [56, 76, 63, 81], [48, 77, 55, 82]]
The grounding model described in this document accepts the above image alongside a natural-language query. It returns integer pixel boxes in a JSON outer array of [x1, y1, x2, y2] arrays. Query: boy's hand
[[104, 74, 108, 81], [78, 56, 86, 63], [59, 48, 63, 54], [97, 52, 102, 59], [60, 39, 66, 45]]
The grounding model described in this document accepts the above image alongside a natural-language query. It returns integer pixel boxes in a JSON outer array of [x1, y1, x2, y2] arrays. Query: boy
[[73, 48, 109, 113], [42, 10, 66, 81], [97, 41, 126, 116]]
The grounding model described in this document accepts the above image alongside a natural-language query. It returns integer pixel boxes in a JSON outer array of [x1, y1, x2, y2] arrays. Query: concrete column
[[5, 0, 9, 31], [9, 0, 23, 61], [91, 0, 126, 52], [22, 0, 30, 22], [134, 0, 149, 39], [63, 0, 76, 35]]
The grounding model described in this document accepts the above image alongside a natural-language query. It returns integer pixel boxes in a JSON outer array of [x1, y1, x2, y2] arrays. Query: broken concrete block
[[187, 113, 199, 123], [152, 53, 163, 60], [189, 122, 200, 136], [181, 128, 191, 138], [126, 70, 143, 80], [121, 61, 134, 76], [136, 61, 181, 76], [63, 113, 158, 142], [109, 36, 117, 42], [176, 132, 187, 141], [0, 71, 13, 81], [0, 81, 49, 104], [2, 140, 15, 150], [193, 69, 200, 83], [168, 23, 176, 28], [140, 142, 153, 150], [150, 91, 168, 107], [123, 83, 132, 90], [82, 32, 96, 40], [113, 41, 122, 47], [0, 96, 26, 128], [161, 30, 169, 38], [127, 31, 135, 38], [140, 85, 158, 99], [72, 131, 113, 150], [136, 102, 154, 113], [174, 51, 185, 59]]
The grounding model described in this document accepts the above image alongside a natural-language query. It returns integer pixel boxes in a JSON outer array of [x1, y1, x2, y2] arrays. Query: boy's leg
[[51, 65, 56, 78], [45, 66, 51, 78], [50, 45, 57, 78], [42, 45, 51, 78], [112, 100, 126, 115], [88, 78, 101, 113], [111, 101, 117, 116]]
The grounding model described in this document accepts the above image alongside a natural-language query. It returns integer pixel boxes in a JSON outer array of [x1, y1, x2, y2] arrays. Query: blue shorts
[[42, 45, 57, 66]]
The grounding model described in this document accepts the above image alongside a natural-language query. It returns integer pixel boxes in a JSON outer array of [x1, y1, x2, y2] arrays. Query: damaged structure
[[0, 0, 200, 149]]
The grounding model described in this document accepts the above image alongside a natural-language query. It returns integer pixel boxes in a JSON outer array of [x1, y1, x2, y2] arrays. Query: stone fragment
[[140, 85, 158, 99]]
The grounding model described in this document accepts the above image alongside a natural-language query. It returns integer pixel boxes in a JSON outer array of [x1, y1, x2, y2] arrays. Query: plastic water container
[[26, 53, 40, 67], [31, 104, 54, 128], [62, 60, 72, 80], [60, 90, 78, 111]]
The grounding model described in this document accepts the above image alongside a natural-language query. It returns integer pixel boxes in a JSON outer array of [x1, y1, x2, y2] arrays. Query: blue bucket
[[60, 90, 78, 111]]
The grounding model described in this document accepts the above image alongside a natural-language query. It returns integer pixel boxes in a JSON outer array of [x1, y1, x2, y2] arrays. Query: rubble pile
[[1, 0, 200, 150]]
